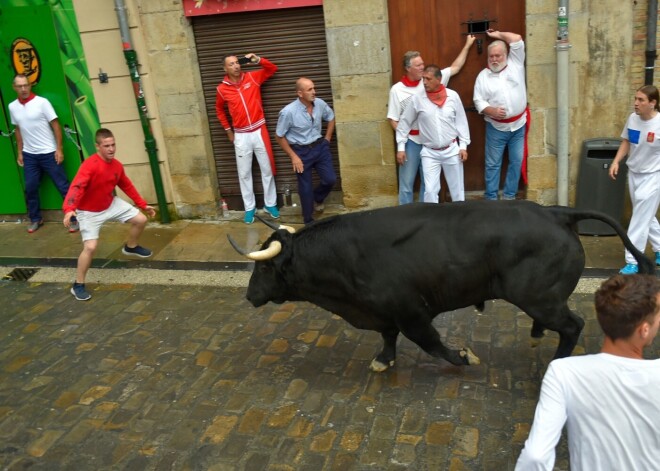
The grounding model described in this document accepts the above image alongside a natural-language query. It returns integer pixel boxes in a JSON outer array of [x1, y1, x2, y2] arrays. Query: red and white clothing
[[63, 153, 147, 213], [215, 57, 278, 211], [387, 67, 451, 145], [620, 112, 660, 264], [473, 40, 527, 132], [396, 88, 470, 202], [215, 57, 277, 133], [9, 94, 58, 154]]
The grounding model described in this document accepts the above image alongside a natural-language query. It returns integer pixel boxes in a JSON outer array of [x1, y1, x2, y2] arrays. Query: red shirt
[[215, 57, 277, 133], [63, 153, 147, 213]]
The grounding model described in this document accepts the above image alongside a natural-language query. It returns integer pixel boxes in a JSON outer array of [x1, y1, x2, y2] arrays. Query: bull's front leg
[[400, 319, 480, 367], [369, 328, 399, 372]]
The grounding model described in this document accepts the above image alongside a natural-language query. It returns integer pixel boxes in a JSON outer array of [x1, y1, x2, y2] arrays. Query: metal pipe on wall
[[113, 0, 170, 223], [645, 0, 658, 85], [556, 1, 570, 206]]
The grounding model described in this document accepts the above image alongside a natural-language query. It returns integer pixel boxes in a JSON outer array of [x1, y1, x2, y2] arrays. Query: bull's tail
[[547, 206, 656, 274]]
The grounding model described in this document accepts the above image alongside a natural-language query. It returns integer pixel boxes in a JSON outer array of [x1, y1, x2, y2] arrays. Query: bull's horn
[[227, 234, 249, 256], [227, 235, 283, 261], [255, 215, 296, 234], [247, 240, 282, 261]]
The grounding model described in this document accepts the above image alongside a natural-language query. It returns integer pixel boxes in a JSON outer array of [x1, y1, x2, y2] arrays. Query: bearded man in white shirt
[[473, 30, 529, 201]]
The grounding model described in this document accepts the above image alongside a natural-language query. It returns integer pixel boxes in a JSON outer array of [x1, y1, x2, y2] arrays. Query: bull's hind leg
[[399, 318, 480, 367], [527, 304, 585, 359], [530, 320, 546, 347], [370, 327, 399, 372]]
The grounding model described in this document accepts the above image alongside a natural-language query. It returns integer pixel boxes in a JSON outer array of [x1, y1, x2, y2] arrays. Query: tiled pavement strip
[[0, 213, 658, 470]]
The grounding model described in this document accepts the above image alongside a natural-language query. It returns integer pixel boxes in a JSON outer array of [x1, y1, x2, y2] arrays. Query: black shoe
[[122, 244, 152, 258]]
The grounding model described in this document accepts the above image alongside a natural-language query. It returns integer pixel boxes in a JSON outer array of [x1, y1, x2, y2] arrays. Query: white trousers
[[625, 170, 660, 264], [234, 129, 277, 211], [421, 148, 465, 203]]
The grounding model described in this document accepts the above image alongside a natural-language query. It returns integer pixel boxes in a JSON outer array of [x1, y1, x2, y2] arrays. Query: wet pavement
[[0, 207, 658, 470]]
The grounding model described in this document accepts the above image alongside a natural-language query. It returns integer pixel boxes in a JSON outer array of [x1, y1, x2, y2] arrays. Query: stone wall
[[323, 0, 397, 209]]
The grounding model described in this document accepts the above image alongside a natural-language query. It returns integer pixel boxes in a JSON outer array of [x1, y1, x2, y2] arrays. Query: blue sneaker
[[71, 282, 91, 301], [244, 209, 256, 224], [264, 205, 280, 219], [655, 251, 660, 267], [122, 244, 153, 258], [619, 263, 639, 275]]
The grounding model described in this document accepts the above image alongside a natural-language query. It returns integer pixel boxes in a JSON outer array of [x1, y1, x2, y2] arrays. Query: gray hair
[[488, 40, 508, 55], [402, 51, 421, 69]]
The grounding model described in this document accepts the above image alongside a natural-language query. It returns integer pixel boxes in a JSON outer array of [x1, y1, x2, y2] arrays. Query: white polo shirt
[[8, 95, 58, 154]]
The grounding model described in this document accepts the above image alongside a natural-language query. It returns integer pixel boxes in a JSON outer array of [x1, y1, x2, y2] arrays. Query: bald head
[[296, 77, 316, 105]]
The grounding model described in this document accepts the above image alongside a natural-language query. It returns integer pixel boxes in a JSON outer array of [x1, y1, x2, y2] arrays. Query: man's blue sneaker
[[122, 244, 153, 258], [619, 263, 639, 275], [71, 282, 91, 301], [244, 209, 256, 224], [264, 205, 280, 219], [655, 251, 660, 266]]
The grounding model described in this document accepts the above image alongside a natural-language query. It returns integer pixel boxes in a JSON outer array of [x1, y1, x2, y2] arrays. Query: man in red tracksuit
[[63, 128, 156, 301], [216, 53, 279, 224]]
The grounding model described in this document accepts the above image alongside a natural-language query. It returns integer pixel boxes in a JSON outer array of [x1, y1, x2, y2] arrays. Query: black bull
[[229, 201, 655, 372]]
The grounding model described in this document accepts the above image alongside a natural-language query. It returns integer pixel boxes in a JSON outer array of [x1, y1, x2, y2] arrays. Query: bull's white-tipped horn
[[247, 240, 282, 261], [280, 225, 296, 234]]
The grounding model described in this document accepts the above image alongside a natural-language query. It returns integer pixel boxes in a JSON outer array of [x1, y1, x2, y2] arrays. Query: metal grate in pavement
[[2, 268, 39, 282]]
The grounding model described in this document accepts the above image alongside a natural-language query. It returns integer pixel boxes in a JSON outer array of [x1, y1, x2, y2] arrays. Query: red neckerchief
[[18, 93, 36, 105], [426, 85, 447, 107], [401, 75, 420, 87]]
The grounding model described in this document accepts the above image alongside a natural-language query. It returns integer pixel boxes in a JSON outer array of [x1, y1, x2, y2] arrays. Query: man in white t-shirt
[[8, 74, 78, 233], [516, 274, 660, 471], [387, 36, 475, 205]]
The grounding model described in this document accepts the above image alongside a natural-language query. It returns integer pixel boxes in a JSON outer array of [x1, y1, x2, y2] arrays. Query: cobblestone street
[[0, 279, 657, 470]]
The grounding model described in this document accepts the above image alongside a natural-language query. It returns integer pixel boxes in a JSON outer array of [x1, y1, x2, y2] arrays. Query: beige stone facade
[[72, 0, 660, 218]]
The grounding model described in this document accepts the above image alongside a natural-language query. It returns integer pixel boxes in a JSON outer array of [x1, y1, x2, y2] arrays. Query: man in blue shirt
[[275, 77, 336, 224]]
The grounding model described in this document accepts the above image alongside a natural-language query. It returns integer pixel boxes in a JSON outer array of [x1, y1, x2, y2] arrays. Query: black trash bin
[[575, 138, 627, 235]]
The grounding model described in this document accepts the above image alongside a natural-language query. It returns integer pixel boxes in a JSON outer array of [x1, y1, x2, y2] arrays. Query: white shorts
[[76, 196, 140, 241]]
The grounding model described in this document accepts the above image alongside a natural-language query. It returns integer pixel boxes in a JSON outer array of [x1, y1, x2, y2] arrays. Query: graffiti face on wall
[[11, 38, 40, 85]]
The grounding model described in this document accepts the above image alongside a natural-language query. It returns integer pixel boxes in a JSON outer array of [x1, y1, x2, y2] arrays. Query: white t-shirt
[[8, 95, 58, 154], [387, 67, 451, 144], [621, 112, 660, 173], [516, 353, 660, 471], [473, 40, 527, 132]]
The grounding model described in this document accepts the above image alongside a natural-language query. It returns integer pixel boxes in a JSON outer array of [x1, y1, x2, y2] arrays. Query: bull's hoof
[[459, 347, 480, 365], [369, 358, 394, 372], [529, 337, 542, 348]]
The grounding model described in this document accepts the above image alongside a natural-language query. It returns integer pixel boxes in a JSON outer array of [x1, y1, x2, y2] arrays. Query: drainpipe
[[556, 1, 570, 206], [645, 0, 658, 85], [113, 0, 170, 223]]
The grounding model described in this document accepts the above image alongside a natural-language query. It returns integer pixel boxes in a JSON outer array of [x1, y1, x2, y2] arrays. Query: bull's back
[[298, 201, 584, 308]]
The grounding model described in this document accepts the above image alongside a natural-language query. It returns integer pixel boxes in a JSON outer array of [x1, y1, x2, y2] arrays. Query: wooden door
[[387, 0, 526, 197]]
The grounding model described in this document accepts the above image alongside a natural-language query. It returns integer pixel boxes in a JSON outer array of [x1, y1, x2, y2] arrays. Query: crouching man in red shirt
[[63, 128, 156, 301]]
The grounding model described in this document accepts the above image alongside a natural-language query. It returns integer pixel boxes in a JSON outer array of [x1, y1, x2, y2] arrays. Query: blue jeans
[[398, 140, 424, 205], [294, 140, 336, 223], [23, 151, 71, 222], [484, 123, 525, 200]]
